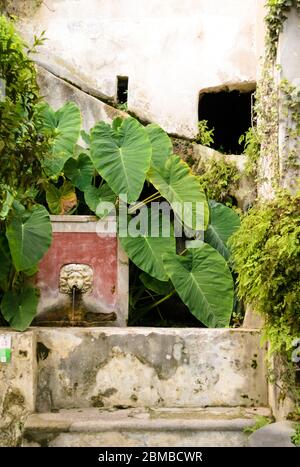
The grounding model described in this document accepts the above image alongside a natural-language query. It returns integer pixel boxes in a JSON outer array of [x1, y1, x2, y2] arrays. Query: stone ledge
[[23, 407, 271, 447], [25, 406, 271, 433]]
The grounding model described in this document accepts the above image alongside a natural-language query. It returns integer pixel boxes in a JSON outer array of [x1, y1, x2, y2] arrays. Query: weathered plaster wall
[[36, 65, 128, 134], [277, 8, 300, 193], [14, 0, 264, 138], [0, 330, 36, 446], [0, 327, 268, 445], [35, 328, 268, 412]]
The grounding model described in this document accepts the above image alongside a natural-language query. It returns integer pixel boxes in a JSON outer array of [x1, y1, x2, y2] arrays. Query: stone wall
[[0, 330, 36, 446], [35, 328, 268, 412], [0, 327, 269, 446]]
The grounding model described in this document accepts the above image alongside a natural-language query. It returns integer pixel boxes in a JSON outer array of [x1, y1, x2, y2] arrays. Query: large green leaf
[[90, 117, 152, 203], [0, 190, 15, 220], [39, 102, 81, 176], [1, 286, 38, 331], [0, 233, 11, 291], [64, 153, 94, 191], [84, 183, 117, 217], [120, 211, 176, 281], [205, 200, 241, 261], [6, 205, 52, 272], [145, 123, 172, 171], [163, 244, 234, 327], [45, 181, 77, 215], [139, 272, 174, 295], [148, 155, 209, 231]]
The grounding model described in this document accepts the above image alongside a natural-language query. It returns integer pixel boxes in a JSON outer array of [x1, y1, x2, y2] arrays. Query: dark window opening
[[198, 88, 255, 154], [117, 76, 128, 104]]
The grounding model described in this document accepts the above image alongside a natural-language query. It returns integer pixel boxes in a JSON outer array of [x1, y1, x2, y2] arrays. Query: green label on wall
[[0, 335, 12, 363], [0, 348, 11, 363]]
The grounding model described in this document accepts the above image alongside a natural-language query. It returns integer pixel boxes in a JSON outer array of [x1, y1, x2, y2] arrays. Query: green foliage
[[116, 102, 128, 112], [195, 120, 214, 147], [64, 153, 94, 191], [139, 272, 173, 295], [148, 154, 209, 230], [87, 115, 239, 327], [238, 127, 261, 177], [163, 244, 234, 327], [197, 158, 240, 207], [45, 181, 77, 215], [0, 17, 240, 330], [145, 123, 173, 171], [279, 79, 300, 177], [90, 117, 152, 203], [6, 204, 52, 271], [0, 16, 53, 329], [230, 191, 300, 354], [84, 183, 116, 217], [205, 200, 241, 261], [291, 423, 300, 446], [38, 101, 82, 176], [265, 0, 300, 58], [0, 15, 49, 211], [244, 416, 273, 435], [1, 286, 39, 331], [120, 211, 176, 282]]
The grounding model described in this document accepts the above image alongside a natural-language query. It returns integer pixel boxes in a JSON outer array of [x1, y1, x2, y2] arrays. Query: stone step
[[35, 327, 268, 411], [23, 406, 271, 447]]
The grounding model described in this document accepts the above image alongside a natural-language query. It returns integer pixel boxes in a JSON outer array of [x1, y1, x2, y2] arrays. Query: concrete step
[[23, 406, 271, 447]]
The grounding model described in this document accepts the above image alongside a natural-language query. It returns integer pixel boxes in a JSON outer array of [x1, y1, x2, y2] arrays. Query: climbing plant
[[264, 0, 300, 58], [196, 158, 240, 207], [230, 2, 300, 412]]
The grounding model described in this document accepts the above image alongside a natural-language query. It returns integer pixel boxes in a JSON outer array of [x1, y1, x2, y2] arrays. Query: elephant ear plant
[[0, 15, 240, 330], [59, 115, 240, 328]]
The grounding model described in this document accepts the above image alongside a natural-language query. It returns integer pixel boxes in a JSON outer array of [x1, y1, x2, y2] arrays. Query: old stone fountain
[[33, 215, 128, 327]]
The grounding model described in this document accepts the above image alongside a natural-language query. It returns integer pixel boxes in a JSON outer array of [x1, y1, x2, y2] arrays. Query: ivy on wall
[[230, 1, 300, 415], [265, 0, 300, 58]]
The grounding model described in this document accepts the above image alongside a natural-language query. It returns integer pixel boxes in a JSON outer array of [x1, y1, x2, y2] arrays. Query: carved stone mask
[[59, 264, 93, 294]]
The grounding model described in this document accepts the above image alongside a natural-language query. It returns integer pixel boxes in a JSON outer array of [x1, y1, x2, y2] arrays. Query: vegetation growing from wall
[[243, 415, 273, 435], [230, 190, 300, 411], [195, 120, 214, 147], [230, 2, 300, 414], [291, 422, 300, 446], [238, 127, 261, 177], [197, 158, 240, 207], [265, 0, 300, 59], [230, 191, 300, 354]]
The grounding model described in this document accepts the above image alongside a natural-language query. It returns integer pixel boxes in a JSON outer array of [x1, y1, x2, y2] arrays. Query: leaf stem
[[128, 191, 160, 214], [145, 289, 176, 311]]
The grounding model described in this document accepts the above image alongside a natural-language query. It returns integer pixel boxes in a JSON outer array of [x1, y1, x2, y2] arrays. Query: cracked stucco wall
[[11, 0, 265, 138], [35, 328, 268, 412]]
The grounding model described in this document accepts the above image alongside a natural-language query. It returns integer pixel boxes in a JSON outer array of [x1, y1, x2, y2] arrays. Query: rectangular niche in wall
[[117, 76, 129, 105], [198, 84, 256, 154]]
